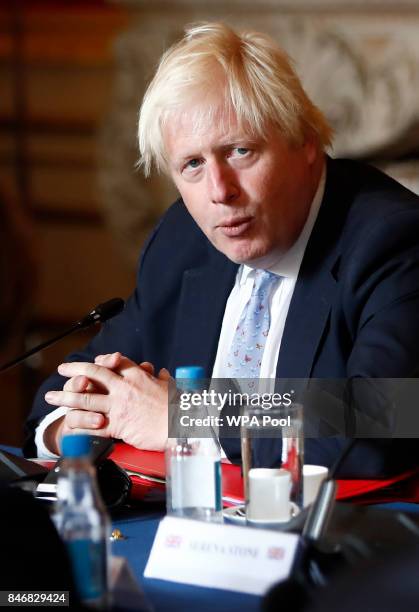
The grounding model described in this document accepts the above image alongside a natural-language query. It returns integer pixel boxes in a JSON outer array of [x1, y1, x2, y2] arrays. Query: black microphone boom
[[302, 439, 356, 542], [0, 298, 125, 373], [77, 298, 125, 328]]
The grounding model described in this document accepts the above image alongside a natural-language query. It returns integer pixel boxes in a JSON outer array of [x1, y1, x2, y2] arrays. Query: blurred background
[[1, 0, 419, 447]]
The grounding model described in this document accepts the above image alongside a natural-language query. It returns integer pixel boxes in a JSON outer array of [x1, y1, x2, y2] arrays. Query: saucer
[[223, 505, 247, 525], [223, 502, 299, 525]]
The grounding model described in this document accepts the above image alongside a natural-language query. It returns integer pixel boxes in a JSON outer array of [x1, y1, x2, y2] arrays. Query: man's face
[[164, 109, 322, 264]]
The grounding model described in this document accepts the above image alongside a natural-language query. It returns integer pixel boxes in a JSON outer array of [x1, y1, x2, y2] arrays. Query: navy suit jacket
[[25, 158, 419, 475]]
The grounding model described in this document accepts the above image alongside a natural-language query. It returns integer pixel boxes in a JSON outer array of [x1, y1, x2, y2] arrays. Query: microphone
[[263, 440, 359, 612], [76, 298, 125, 328], [0, 298, 125, 373], [302, 440, 355, 542]]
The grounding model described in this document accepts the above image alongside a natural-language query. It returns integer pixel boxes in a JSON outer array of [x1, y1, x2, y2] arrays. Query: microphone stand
[[0, 297, 125, 487], [1, 322, 87, 373], [0, 298, 124, 373], [302, 439, 356, 542], [263, 440, 358, 611]]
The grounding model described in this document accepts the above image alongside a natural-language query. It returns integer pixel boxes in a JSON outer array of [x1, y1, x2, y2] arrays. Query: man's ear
[[303, 132, 319, 166]]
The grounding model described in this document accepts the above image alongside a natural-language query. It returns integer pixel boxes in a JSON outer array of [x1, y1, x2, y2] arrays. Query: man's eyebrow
[[191, 138, 257, 154], [219, 134, 258, 145]]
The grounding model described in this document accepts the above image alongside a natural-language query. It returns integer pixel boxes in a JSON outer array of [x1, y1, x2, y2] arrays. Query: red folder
[[109, 442, 419, 505], [110, 443, 165, 479], [336, 467, 419, 504]]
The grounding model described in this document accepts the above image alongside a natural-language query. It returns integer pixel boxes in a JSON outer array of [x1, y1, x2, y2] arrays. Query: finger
[[57, 361, 120, 387], [139, 361, 155, 375], [58, 357, 152, 387], [45, 389, 110, 414], [158, 367, 171, 381], [111, 355, 151, 380], [65, 409, 106, 430], [95, 354, 153, 382], [64, 374, 107, 394], [95, 352, 123, 369], [95, 354, 155, 379], [63, 375, 90, 393]]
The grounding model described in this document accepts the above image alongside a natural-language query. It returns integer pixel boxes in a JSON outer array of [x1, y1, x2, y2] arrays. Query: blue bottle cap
[[175, 366, 205, 391], [175, 366, 205, 379], [61, 434, 92, 458]]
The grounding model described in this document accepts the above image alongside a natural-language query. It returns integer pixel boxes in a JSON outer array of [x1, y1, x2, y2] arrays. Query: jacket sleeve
[[345, 207, 419, 380], [304, 204, 419, 477], [339, 207, 419, 475]]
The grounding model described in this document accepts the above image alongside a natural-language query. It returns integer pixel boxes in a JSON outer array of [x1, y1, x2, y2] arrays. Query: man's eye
[[230, 147, 251, 158], [185, 158, 201, 170]]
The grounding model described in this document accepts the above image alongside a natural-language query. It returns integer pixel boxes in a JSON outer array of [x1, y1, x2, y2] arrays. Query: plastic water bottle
[[53, 434, 110, 609], [166, 366, 223, 522]]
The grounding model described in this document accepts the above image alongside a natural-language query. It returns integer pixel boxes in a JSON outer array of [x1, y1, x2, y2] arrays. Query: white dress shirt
[[35, 167, 326, 458]]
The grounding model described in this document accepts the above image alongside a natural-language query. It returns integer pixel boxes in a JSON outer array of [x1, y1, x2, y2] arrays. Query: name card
[[144, 516, 300, 595]]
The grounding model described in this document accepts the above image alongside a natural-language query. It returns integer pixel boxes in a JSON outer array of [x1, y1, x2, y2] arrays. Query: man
[[25, 23, 419, 475]]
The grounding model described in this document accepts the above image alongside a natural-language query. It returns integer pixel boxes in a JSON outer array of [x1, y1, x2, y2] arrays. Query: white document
[[144, 516, 300, 595]]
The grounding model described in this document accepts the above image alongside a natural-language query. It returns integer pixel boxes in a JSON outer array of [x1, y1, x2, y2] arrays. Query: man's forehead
[[163, 105, 258, 157], [167, 103, 239, 134]]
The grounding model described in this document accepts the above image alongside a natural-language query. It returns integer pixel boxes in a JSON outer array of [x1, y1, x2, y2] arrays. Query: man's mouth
[[217, 217, 253, 237]]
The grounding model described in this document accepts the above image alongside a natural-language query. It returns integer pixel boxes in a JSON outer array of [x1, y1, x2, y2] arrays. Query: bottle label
[[214, 460, 222, 511], [66, 539, 107, 603], [170, 457, 222, 511]]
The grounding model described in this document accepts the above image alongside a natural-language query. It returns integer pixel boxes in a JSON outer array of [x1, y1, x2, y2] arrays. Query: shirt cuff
[[34, 406, 67, 458]]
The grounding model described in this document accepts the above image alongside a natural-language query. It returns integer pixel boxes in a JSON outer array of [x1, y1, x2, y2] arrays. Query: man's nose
[[207, 162, 240, 204]]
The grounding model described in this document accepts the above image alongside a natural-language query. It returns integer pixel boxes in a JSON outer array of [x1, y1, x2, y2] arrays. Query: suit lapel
[[169, 248, 238, 376], [277, 158, 345, 379], [277, 265, 336, 379]]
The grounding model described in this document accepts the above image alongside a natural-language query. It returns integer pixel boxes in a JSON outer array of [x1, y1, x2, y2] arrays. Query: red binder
[[336, 467, 419, 504], [109, 442, 419, 505], [110, 443, 165, 479]]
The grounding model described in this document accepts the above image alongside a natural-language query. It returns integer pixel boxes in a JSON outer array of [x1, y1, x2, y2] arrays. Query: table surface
[[110, 498, 419, 612], [111, 503, 261, 612], [1, 445, 260, 611], [3, 445, 419, 612]]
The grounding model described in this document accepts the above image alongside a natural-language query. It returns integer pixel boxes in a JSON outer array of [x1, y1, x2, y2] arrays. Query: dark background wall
[[0, 1, 134, 446]]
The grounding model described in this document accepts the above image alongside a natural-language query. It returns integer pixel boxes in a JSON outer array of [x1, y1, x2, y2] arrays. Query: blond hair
[[138, 22, 333, 176]]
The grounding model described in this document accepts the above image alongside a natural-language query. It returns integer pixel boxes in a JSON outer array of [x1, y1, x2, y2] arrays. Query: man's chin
[[217, 241, 283, 268], [219, 243, 269, 265]]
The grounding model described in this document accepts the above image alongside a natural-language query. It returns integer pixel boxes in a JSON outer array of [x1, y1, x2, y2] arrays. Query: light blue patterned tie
[[226, 270, 279, 382]]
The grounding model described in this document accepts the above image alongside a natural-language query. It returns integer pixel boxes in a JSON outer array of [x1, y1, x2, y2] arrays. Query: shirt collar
[[239, 163, 326, 285]]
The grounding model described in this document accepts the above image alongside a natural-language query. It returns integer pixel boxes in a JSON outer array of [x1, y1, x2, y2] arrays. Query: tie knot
[[252, 269, 279, 297]]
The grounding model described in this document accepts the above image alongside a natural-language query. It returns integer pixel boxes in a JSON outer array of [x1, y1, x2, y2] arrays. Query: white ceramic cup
[[241, 402, 304, 510], [247, 468, 291, 522], [303, 465, 329, 507]]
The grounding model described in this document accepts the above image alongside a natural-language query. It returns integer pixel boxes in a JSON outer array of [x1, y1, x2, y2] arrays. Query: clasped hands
[[44, 352, 170, 452]]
